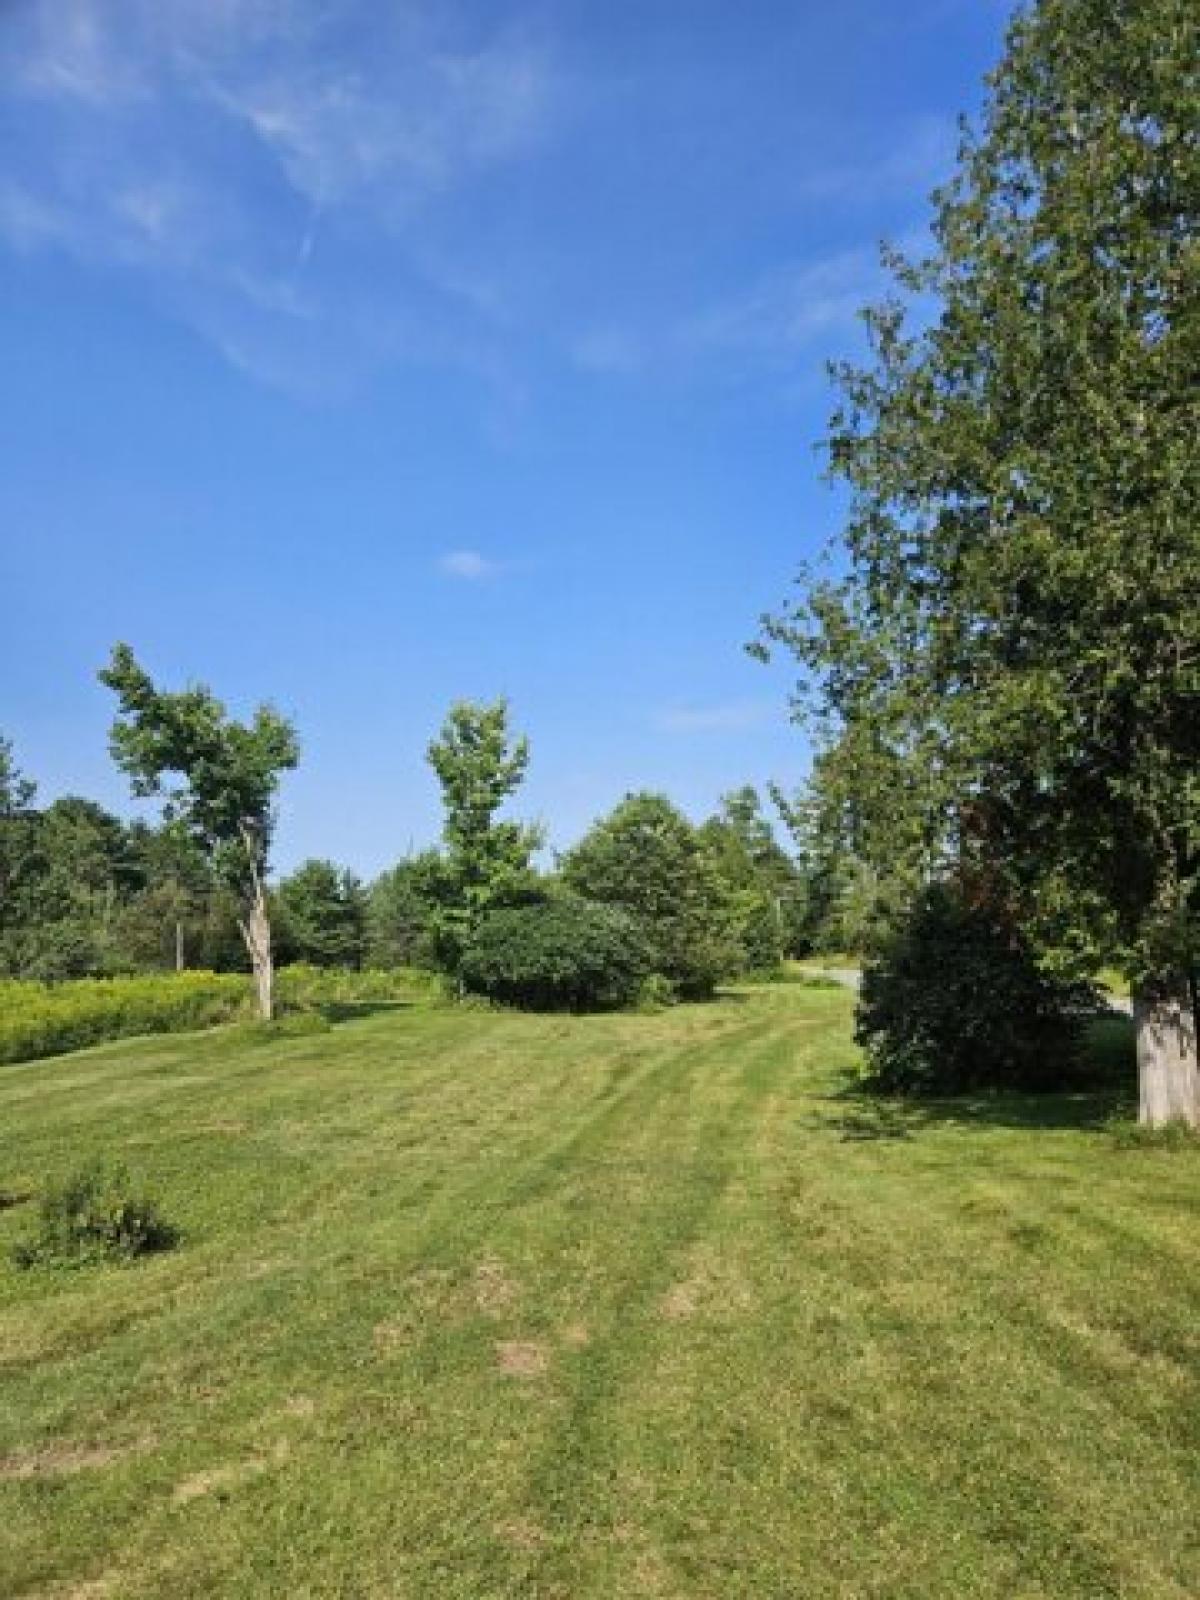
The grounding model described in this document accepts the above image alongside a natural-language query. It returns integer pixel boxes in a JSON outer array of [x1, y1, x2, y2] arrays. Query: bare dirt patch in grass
[[22, 1576, 118, 1600], [659, 1249, 755, 1323], [496, 1340, 549, 1378], [474, 1258, 518, 1316], [172, 1457, 268, 1504], [496, 1517, 548, 1550], [0, 1437, 151, 1481]]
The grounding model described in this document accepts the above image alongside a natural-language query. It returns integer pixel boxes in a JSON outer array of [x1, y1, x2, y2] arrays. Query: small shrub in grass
[[855, 883, 1098, 1096], [635, 973, 678, 1012], [13, 1162, 178, 1269], [461, 899, 651, 1012]]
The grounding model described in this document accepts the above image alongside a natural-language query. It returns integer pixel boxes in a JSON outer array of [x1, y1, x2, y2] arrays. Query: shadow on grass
[[316, 1000, 414, 1024], [823, 1013, 1136, 1137]]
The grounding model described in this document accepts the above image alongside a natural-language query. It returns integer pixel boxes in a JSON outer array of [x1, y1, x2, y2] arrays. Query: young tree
[[99, 645, 299, 1019], [699, 786, 814, 965], [426, 701, 542, 970], [276, 858, 366, 969], [761, 0, 1200, 1123], [562, 792, 737, 998]]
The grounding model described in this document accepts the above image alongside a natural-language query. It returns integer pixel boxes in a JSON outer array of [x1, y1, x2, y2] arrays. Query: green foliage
[[698, 787, 804, 969], [760, 0, 1200, 992], [276, 858, 366, 968], [99, 645, 299, 892], [365, 850, 449, 969], [0, 972, 253, 1064], [856, 884, 1098, 1095], [99, 645, 299, 1016], [562, 793, 737, 998], [274, 962, 433, 1012], [426, 701, 542, 970], [13, 1161, 177, 1268], [634, 972, 678, 1011], [460, 898, 650, 1011], [0, 966, 434, 1065]]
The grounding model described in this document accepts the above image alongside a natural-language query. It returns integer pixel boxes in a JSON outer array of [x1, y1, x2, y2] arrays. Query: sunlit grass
[[1, 986, 1196, 1598]]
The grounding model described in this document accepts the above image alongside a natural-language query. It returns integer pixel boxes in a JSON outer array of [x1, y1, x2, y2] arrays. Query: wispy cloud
[[439, 549, 501, 581], [0, 0, 559, 397], [655, 701, 774, 734], [795, 115, 957, 206], [682, 248, 881, 361]]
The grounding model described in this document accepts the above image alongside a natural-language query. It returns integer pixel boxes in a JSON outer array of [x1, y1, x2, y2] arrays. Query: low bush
[[855, 883, 1098, 1095], [274, 963, 432, 1011], [635, 973, 678, 1011], [461, 899, 651, 1011], [13, 1162, 177, 1268]]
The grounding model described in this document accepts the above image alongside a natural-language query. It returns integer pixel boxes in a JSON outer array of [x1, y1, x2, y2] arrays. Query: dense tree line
[[2, 691, 821, 1006]]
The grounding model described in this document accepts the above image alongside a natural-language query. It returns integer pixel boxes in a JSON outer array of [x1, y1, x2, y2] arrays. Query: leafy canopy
[[761, 0, 1200, 986], [99, 643, 299, 890], [426, 700, 542, 967]]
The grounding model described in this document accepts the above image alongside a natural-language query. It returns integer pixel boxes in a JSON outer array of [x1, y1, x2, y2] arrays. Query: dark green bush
[[13, 1162, 178, 1268], [561, 793, 738, 998], [855, 884, 1097, 1095], [461, 899, 651, 1011]]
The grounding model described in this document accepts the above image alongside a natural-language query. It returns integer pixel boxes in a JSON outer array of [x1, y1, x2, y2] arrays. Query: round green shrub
[[461, 899, 651, 1012], [855, 884, 1098, 1095]]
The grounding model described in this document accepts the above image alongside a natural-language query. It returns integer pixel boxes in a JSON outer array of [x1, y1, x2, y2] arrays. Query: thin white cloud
[[683, 247, 880, 359], [439, 549, 500, 581], [656, 702, 773, 734], [795, 115, 957, 206], [0, 0, 559, 397]]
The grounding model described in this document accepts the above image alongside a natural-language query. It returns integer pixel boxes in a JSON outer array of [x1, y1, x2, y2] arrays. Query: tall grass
[[0, 966, 434, 1065]]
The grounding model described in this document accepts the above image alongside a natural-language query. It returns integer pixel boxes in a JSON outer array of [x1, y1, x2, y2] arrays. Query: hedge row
[[0, 965, 429, 1065], [0, 972, 253, 1065]]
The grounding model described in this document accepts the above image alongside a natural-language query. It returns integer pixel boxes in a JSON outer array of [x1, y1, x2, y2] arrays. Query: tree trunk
[[241, 892, 274, 1022], [237, 824, 274, 1022], [1134, 977, 1200, 1128]]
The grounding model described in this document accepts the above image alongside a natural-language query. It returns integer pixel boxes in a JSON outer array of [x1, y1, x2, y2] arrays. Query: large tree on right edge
[[760, 0, 1199, 1122]]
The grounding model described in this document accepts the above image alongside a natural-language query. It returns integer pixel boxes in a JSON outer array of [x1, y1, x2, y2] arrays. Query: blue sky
[[0, 0, 1010, 876]]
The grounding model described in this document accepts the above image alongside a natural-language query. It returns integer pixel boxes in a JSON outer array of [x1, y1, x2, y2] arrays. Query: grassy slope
[[1, 989, 1197, 1600]]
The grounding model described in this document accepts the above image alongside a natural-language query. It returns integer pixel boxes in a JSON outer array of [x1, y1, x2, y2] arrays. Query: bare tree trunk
[[1135, 977, 1200, 1128], [175, 918, 185, 972], [237, 826, 274, 1021]]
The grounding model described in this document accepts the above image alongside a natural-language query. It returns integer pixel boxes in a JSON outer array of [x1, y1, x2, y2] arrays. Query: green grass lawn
[[2, 986, 1198, 1599]]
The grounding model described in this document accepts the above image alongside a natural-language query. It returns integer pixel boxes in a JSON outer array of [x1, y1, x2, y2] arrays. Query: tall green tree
[[366, 850, 449, 969], [426, 701, 541, 970], [276, 859, 367, 969], [562, 792, 737, 997], [699, 787, 802, 968], [99, 645, 299, 1018], [761, 0, 1200, 1121]]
